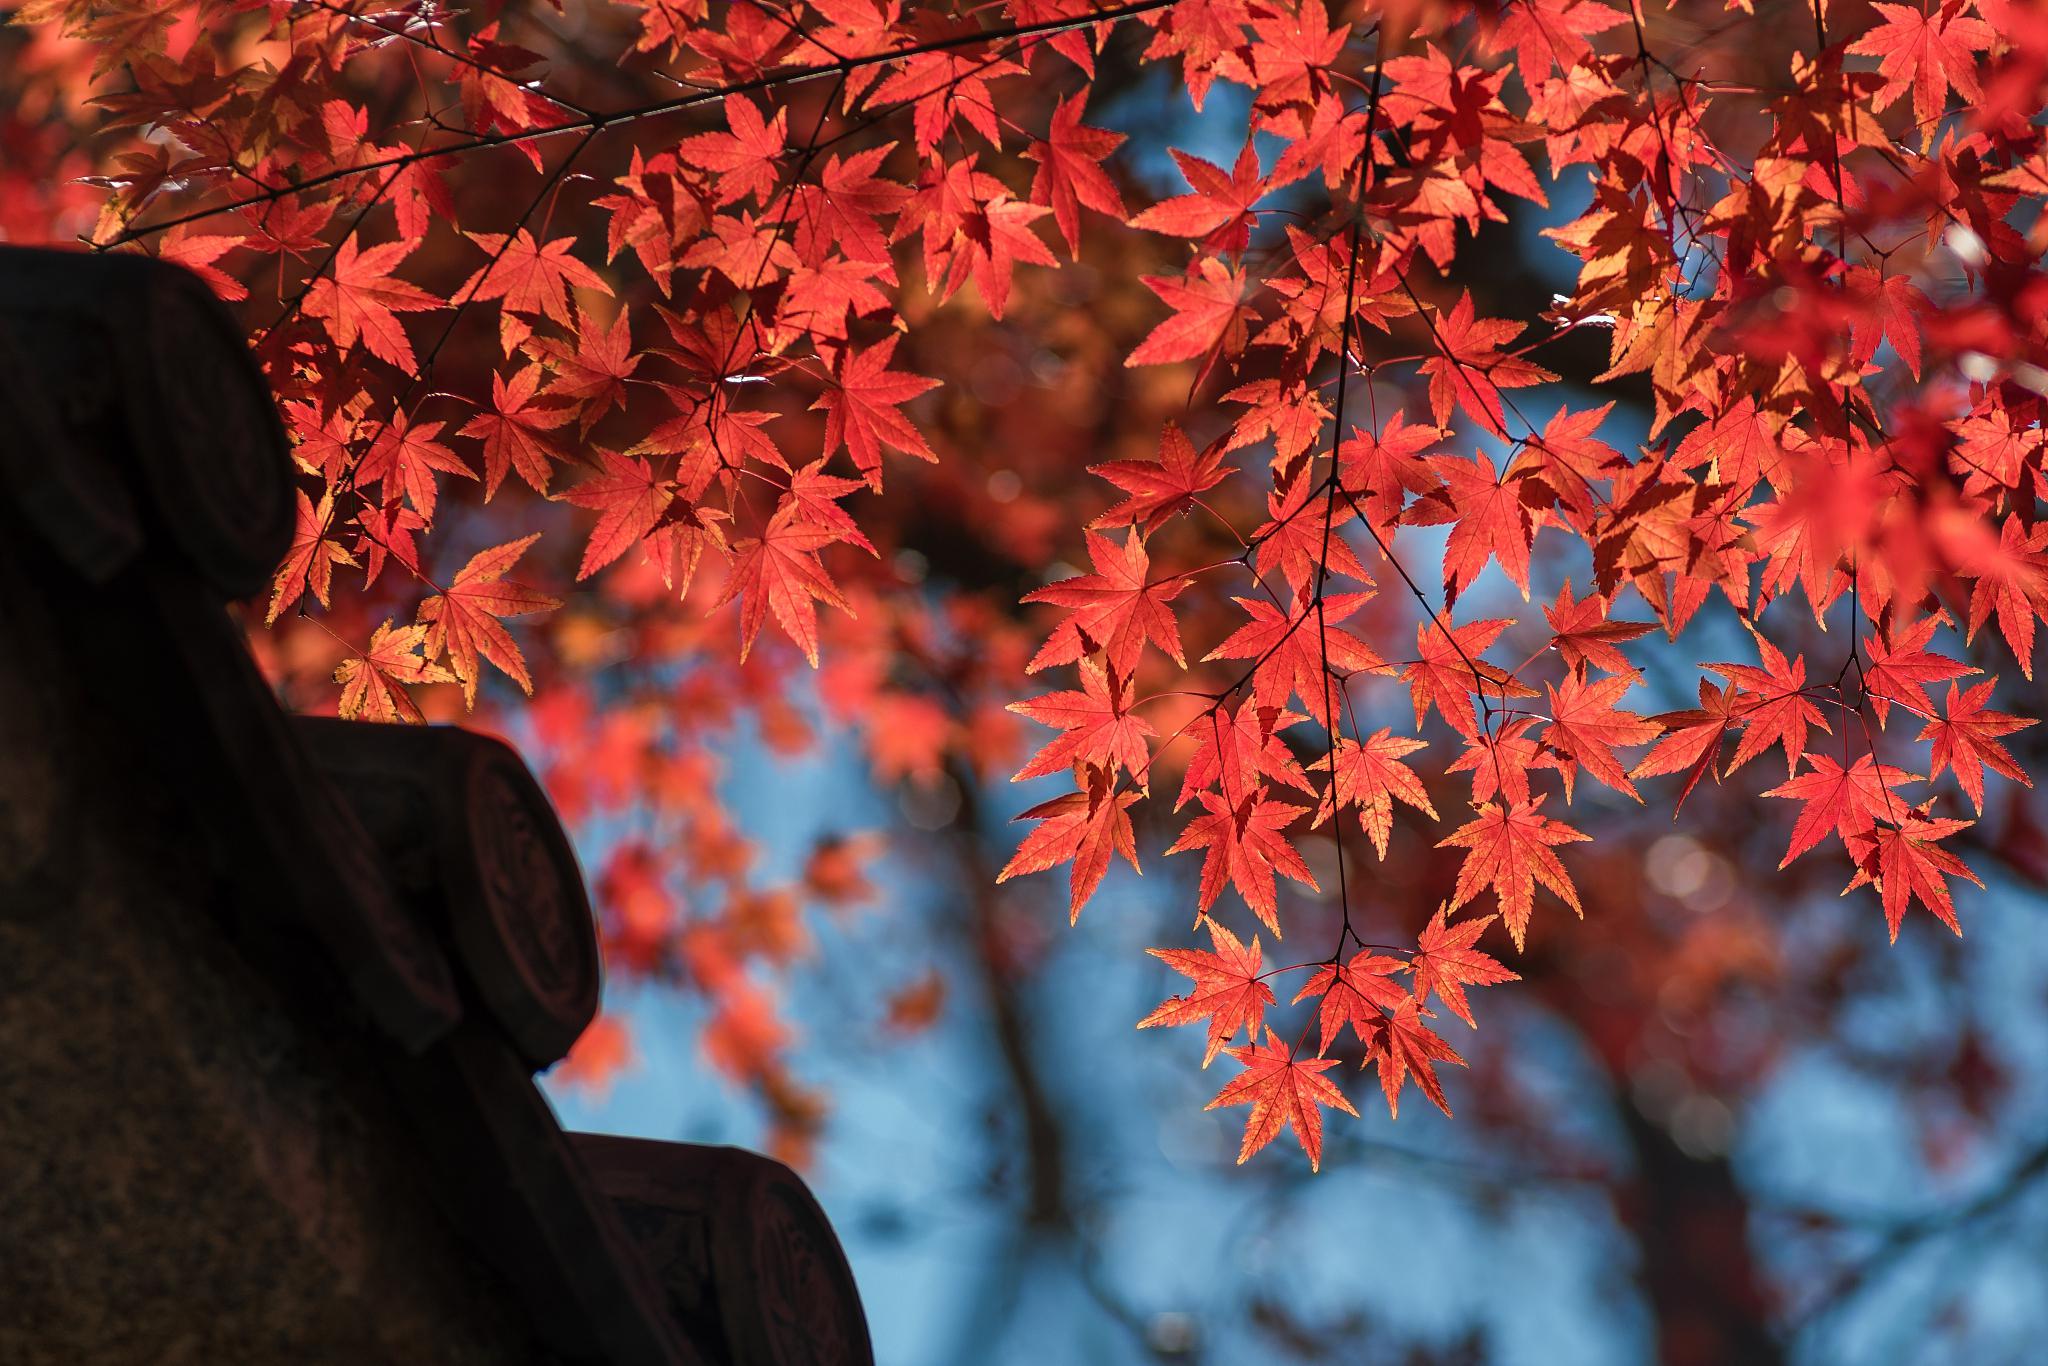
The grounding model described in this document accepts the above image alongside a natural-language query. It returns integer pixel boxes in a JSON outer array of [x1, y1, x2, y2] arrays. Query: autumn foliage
[[11, 0, 2048, 1172]]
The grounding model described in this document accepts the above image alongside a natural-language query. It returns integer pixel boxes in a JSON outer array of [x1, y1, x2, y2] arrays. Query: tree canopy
[[9, 0, 2048, 1218]]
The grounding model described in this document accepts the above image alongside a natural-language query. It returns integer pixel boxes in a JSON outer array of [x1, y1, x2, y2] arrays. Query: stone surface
[[0, 548, 555, 1365], [0, 244, 873, 1366]]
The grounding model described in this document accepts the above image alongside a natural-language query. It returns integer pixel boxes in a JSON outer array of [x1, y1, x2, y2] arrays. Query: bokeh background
[[531, 65, 2048, 1364]]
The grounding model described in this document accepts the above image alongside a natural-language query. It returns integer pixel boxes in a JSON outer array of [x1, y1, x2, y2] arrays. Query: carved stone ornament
[[0, 242, 873, 1366], [577, 1135, 876, 1366], [0, 247, 293, 599], [294, 717, 604, 1070]]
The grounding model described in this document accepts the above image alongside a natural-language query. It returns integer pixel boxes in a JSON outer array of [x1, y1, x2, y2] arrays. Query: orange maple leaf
[[1437, 797, 1591, 949], [998, 762, 1143, 923], [1167, 788, 1318, 936], [1205, 1028, 1359, 1171], [418, 534, 562, 704], [1409, 906, 1518, 1028], [336, 620, 454, 723], [268, 490, 356, 623], [1293, 950, 1407, 1055], [1138, 917, 1276, 1065], [719, 501, 854, 665]]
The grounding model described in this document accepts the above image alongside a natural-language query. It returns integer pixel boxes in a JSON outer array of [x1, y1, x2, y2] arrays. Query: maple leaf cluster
[[22, 0, 2048, 1169], [997, 0, 2048, 1168]]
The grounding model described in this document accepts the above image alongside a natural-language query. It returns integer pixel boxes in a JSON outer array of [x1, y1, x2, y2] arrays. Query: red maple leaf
[[526, 304, 639, 429], [1024, 530, 1190, 674], [795, 143, 912, 264], [1137, 917, 1276, 1065], [1921, 679, 2035, 814], [1126, 258, 1252, 370], [461, 364, 574, 497], [685, 210, 800, 287], [1204, 592, 1390, 729], [1176, 703, 1314, 811], [718, 501, 853, 665], [1252, 470, 1373, 597], [1540, 673, 1662, 800], [1338, 411, 1446, 531], [812, 336, 939, 488], [1411, 450, 1549, 602], [950, 195, 1058, 321], [1010, 657, 1156, 784], [1417, 292, 1557, 439], [1961, 517, 2048, 679], [352, 500, 425, 591], [418, 534, 562, 704], [869, 49, 1023, 155], [1168, 787, 1318, 936], [677, 94, 787, 207], [1293, 950, 1407, 1054], [1408, 906, 1517, 1027], [1130, 139, 1267, 255], [1860, 612, 1974, 727], [302, 237, 440, 370], [558, 448, 674, 580], [460, 229, 612, 326], [361, 410, 473, 524], [1447, 715, 1552, 808], [779, 257, 891, 341], [1847, 0, 1995, 130], [1543, 580, 1651, 678], [1205, 1028, 1359, 1171], [1024, 92, 1127, 254], [1672, 398, 1783, 495], [1762, 753, 1919, 867], [1630, 678, 1747, 812], [157, 227, 246, 301], [998, 762, 1142, 923], [1518, 404, 1627, 524], [1399, 616, 1534, 740], [1438, 798, 1591, 949], [1363, 997, 1465, 1119], [1224, 376, 1332, 472], [1089, 420, 1232, 534], [1310, 728, 1437, 858], [781, 460, 875, 555], [1708, 638, 1829, 778], [1848, 268, 1929, 380], [1481, 0, 1628, 81], [1845, 812, 1983, 940]]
